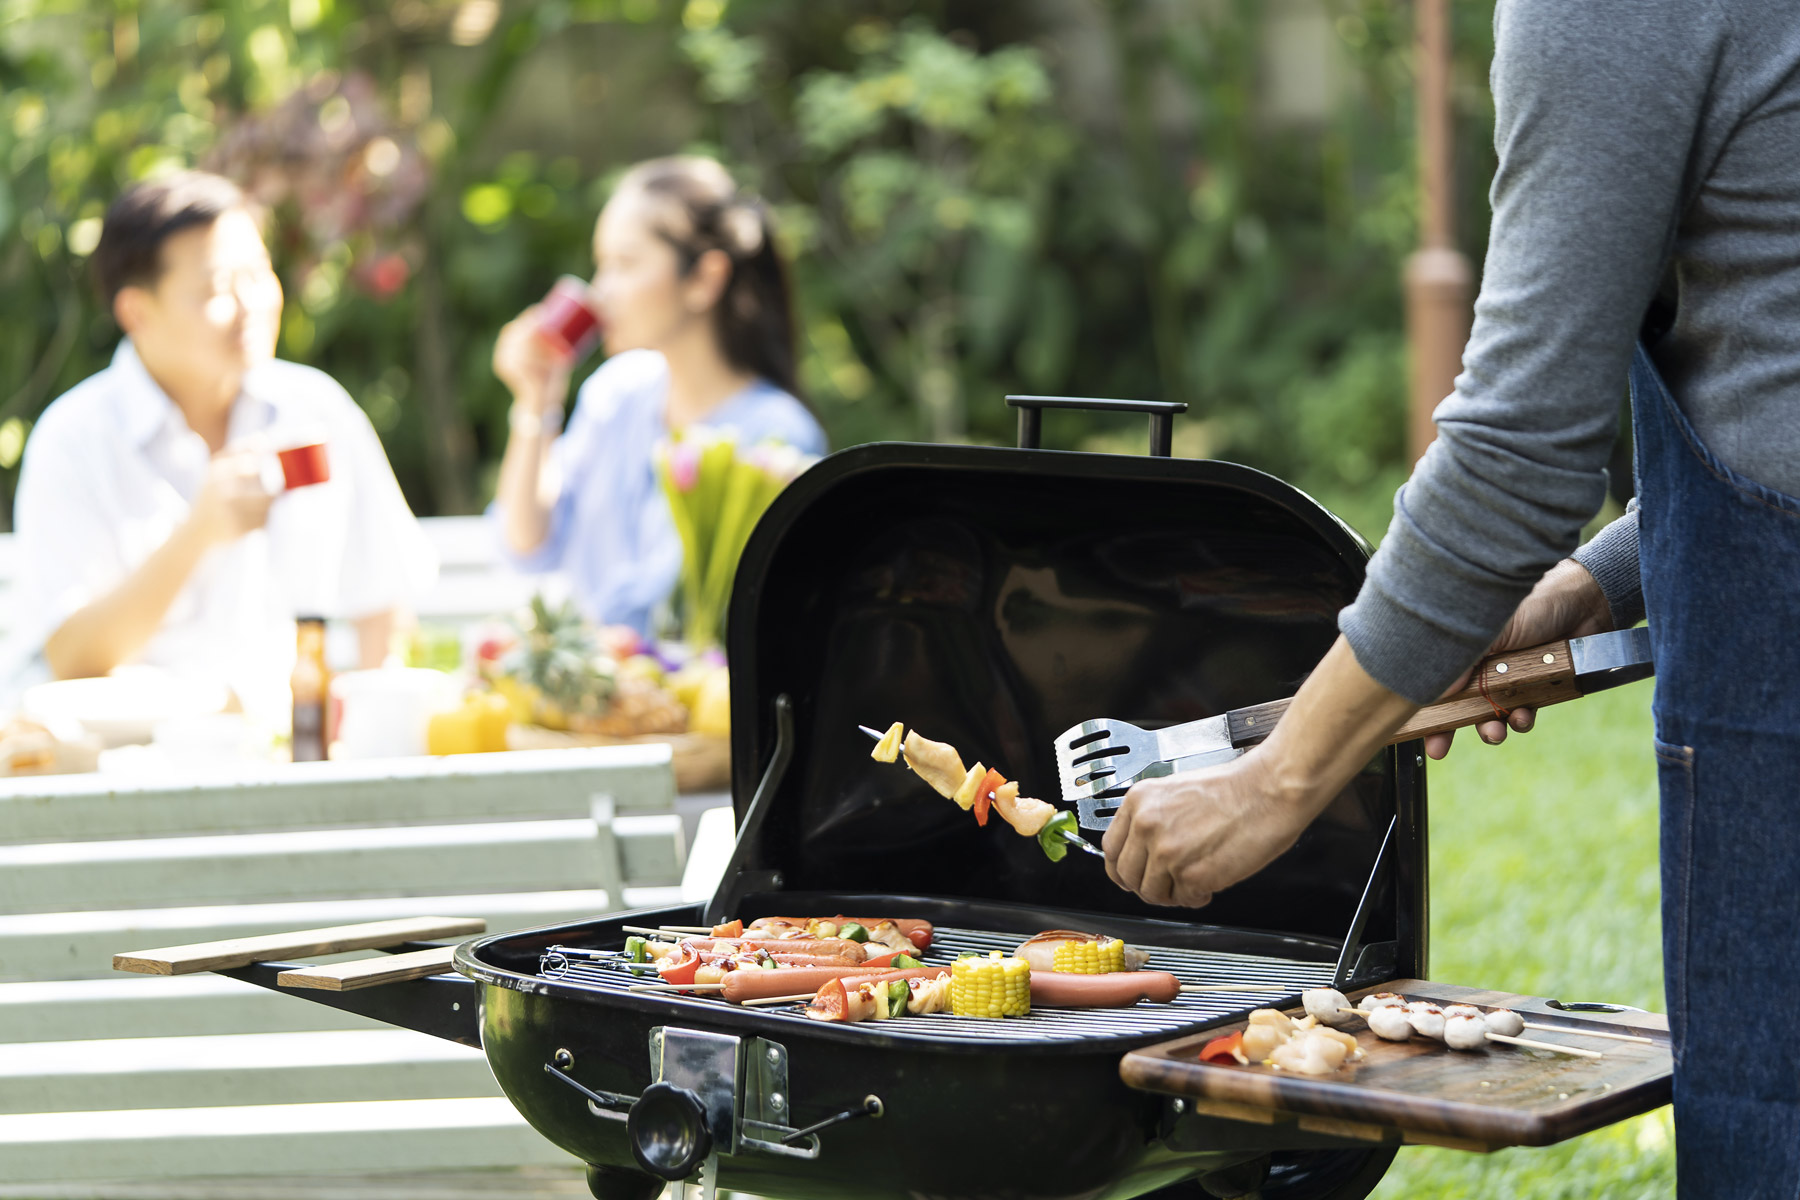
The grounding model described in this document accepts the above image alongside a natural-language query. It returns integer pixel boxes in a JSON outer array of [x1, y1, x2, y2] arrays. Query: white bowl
[[24, 671, 230, 748]]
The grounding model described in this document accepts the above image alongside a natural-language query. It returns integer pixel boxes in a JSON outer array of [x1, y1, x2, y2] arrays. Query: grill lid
[[720, 403, 1423, 971]]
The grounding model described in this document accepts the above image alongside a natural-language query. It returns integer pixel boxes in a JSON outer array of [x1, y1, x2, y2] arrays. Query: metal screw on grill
[[554, 1048, 574, 1070], [1172, 1099, 1187, 1114], [770, 1092, 785, 1112], [767, 1046, 780, 1064]]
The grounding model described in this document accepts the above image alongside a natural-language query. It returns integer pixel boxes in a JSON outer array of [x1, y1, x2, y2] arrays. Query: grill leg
[[584, 1164, 664, 1200]]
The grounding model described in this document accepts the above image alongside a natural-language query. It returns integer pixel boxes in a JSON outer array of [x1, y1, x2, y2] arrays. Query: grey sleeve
[[1571, 505, 1645, 630], [1338, 0, 1720, 705]]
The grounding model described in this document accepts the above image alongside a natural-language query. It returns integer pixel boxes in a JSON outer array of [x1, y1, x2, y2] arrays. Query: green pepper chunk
[[888, 979, 911, 1014], [623, 936, 649, 962], [891, 953, 924, 970], [838, 922, 869, 943], [1038, 810, 1080, 863], [759, 957, 780, 970]]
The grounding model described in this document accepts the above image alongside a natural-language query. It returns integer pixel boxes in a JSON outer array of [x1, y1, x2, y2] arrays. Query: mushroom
[[1484, 1008, 1526, 1038], [1367, 1004, 1415, 1041], [1406, 1001, 1447, 1041], [1444, 1013, 1489, 1050], [1302, 987, 1356, 1028], [1363, 992, 1408, 1011]]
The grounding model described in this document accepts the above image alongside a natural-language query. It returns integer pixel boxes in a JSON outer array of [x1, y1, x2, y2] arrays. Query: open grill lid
[[718, 399, 1425, 978]]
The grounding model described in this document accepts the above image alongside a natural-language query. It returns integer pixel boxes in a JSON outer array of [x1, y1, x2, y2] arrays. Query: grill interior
[[537, 925, 1336, 1044]]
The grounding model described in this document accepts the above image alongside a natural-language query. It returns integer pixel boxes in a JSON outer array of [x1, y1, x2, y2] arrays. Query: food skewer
[[741, 993, 816, 1007], [1521, 1021, 1654, 1045], [1304, 988, 1608, 1059], [1483, 1031, 1604, 1058], [628, 981, 727, 993], [858, 724, 1105, 858]]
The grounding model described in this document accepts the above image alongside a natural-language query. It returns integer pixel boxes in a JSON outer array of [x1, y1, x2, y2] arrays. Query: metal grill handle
[[1006, 395, 1189, 457]]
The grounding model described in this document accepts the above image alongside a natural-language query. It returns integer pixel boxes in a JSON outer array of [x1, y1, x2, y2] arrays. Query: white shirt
[[9, 340, 436, 721]]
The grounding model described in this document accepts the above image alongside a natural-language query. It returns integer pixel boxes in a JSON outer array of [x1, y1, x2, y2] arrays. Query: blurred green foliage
[[0, 0, 1499, 541]]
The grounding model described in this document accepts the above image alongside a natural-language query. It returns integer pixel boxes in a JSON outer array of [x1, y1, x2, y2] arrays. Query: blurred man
[[11, 171, 434, 722]]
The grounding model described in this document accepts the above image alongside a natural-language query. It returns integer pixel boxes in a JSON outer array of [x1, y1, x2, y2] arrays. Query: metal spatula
[[1056, 627, 1654, 830]]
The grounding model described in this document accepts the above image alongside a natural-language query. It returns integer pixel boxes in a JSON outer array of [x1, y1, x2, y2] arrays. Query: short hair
[[90, 171, 253, 309]]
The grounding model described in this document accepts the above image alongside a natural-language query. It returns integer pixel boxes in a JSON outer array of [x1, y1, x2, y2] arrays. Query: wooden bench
[[0, 746, 681, 1185]]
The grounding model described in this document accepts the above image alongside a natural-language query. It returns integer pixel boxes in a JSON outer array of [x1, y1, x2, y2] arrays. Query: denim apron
[[1631, 342, 1800, 1196]]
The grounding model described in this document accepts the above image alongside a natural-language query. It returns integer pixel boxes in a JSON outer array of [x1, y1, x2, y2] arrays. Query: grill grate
[[537, 925, 1336, 1044]]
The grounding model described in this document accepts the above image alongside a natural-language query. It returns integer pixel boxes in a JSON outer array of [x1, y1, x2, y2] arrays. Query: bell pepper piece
[[655, 943, 703, 987], [623, 936, 650, 963], [856, 947, 908, 970], [807, 977, 850, 1022], [1038, 810, 1080, 862], [888, 952, 925, 970], [888, 979, 912, 1014], [837, 922, 869, 943], [973, 767, 1005, 827], [710, 919, 744, 938], [1200, 1031, 1246, 1064]]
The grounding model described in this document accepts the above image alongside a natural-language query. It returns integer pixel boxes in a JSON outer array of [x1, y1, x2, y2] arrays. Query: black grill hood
[[719, 425, 1424, 979]]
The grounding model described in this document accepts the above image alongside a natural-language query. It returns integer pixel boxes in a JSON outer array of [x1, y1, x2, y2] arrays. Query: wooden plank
[[113, 917, 484, 976], [5, 819, 613, 915], [1118, 979, 1673, 1149], [0, 1097, 577, 1184], [0, 1030, 496, 1115], [0, 889, 615, 982], [279, 946, 459, 992], [0, 746, 676, 844]]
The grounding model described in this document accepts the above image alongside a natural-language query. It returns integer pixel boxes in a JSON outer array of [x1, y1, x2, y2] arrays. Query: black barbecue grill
[[120, 398, 1672, 1200]]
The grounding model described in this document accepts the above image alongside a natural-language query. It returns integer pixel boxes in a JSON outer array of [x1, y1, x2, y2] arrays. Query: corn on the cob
[[1051, 936, 1126, 975], [950, 951, 1031, 1017]]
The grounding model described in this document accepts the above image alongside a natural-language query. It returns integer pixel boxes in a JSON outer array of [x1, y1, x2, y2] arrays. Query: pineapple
[[499, 597, 618, 729]]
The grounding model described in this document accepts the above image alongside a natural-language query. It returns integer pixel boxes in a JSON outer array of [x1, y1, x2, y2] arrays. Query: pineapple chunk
[[870, 721, 904, 763], [950, 762, 987, 811]]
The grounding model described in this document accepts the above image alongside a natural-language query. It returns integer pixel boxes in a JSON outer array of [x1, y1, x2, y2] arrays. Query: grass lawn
[[1367, 677, 1674, 1199]]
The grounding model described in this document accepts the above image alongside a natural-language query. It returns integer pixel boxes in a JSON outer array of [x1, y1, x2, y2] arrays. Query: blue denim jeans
[[1632, 342, 1800, 1197]]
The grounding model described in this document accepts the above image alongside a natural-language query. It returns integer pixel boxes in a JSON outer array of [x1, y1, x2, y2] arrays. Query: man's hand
[[1102, 750, 1315, 907], [1423, 557, 1613, 758], [188, 451, 274, 546]]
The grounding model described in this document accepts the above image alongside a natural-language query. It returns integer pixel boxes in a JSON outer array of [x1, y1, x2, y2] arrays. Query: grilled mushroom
[[1484, 1008, 1526, 1038], [1367, 1005, 1415, 1041], [1406, 1001, 1447, 1041], [1302, 987, 1355, 1027], [1444, 1013, 1489, 1050]]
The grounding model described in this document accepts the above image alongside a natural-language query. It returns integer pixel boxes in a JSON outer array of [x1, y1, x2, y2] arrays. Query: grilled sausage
[[720, 965, 948, 1004], [1028, 970, 1181, 1007], [750, 917, 935, 952]]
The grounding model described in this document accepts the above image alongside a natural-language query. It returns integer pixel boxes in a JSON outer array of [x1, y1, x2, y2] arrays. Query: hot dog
[[720, 965, 948, 1004], [1029, 970, 1181, 1007]]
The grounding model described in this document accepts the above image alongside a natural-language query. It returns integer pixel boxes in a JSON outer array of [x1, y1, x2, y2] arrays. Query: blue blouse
[[493, 350, 826, 634]]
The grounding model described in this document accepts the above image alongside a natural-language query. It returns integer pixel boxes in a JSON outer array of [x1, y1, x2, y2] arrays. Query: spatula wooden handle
[[1226, 638, 1582, 747]]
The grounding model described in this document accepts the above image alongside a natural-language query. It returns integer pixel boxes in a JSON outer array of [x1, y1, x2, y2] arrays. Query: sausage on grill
[[1029, 969, 1182, 1007], [720, 965, 948, 1004]]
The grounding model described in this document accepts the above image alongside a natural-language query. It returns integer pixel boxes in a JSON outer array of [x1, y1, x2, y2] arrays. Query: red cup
[[534, 275, 602, 361], [278, 442, 331, 490]]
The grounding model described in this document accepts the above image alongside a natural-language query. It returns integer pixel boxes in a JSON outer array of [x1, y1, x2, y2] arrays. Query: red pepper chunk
[[808, 977, 849, 1022], [974, 768, 1006, 827], [655, 942, 703, 987], [856, 947, 907, 970], [710, 919, 744, 938], [1199, 1031, 1244, 1064]]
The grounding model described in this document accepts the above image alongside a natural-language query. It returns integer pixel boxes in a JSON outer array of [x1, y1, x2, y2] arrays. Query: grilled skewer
[[858, 725, 1104, 858]]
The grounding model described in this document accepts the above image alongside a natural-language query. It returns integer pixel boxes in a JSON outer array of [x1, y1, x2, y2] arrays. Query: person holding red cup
[[489, 157, 825, 635]]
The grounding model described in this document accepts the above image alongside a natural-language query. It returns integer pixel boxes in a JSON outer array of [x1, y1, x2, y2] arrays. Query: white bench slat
[[0, 1030, 496, 1115], [0, 889, 615, 982], [0, 976, 383, 1043], [0, 1097, 574, 1184], [0, 746, 675, 844], [0, 820, 620, 915]]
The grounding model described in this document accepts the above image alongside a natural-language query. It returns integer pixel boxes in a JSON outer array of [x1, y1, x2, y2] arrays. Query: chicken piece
[[1269, 1029, 1352, 1075], [906, 975, 952, 1015], [858, 921, 915, 954], [992, 782, 1058, 836], [1313, 1026, 1364, 1060], [1363, 992, 1408, 1011], [1406, 1002, 1447, 1041], [1484, 1008, 1526, 1038], [1367, 1005, 1415, 1041], [902, 731, 967, 799], [1303, 987, 1355, 1028], [1445, 1014, 1489, 1050], [1240, 1008, 1297, 1061]]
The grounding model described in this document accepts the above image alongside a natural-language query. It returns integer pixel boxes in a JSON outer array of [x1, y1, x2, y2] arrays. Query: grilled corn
[[1050, 936, 1127, 975], [951, 951, 1031, 1017]]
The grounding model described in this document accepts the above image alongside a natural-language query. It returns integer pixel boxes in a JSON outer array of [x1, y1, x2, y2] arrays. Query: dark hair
[[91, 171, 253, 310], [616, 157, 807, 406]]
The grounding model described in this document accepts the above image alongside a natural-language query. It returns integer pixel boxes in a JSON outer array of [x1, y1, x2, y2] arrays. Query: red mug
[[278, 442, 331, 490], [534, 275, 602, 362]]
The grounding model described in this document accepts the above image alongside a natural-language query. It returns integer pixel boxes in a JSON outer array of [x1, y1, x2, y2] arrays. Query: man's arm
[[44, 453, 272, 679]]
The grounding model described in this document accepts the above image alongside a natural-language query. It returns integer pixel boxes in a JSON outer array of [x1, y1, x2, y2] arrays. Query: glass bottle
[[291, 616, 329, 763]]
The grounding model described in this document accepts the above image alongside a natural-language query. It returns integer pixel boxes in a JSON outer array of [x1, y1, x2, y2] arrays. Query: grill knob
[[628, 1082, 713, 1180]]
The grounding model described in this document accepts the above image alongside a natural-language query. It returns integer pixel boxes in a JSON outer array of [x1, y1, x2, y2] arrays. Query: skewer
[[657, 925, 715, 934], [741, 993, 815, 1007], [1484, 1031, 1603, 1059], [621, 925, 697, 938], [1180, 984, 1293, 993], [1522, 1021, 1653, 1045], [626, 982, 727, 993]]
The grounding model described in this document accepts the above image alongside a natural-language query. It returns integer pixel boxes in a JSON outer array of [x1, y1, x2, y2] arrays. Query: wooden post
[[1404, 0, 1473, 466]]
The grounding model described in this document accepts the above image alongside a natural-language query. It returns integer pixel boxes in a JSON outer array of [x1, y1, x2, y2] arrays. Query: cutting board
[[1119, 980, 1671, 1151]]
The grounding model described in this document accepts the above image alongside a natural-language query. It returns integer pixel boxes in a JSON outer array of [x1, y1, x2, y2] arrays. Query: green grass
[[1367, 679, 1674, 1199]]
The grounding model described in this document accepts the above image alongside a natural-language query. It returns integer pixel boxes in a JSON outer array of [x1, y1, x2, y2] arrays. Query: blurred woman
[[490, 156, 825, 634]]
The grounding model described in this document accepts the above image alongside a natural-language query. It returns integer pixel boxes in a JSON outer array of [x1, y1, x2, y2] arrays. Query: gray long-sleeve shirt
[[1340, 0, 1800, 705]]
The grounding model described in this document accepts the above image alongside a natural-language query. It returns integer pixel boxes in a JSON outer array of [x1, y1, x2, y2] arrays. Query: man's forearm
[[44, 519, 212, 679], [1260, 636, 1420, 813]]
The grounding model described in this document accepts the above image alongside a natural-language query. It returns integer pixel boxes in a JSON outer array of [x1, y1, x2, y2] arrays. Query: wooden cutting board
[[1119, 980, 1671, 1151]]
